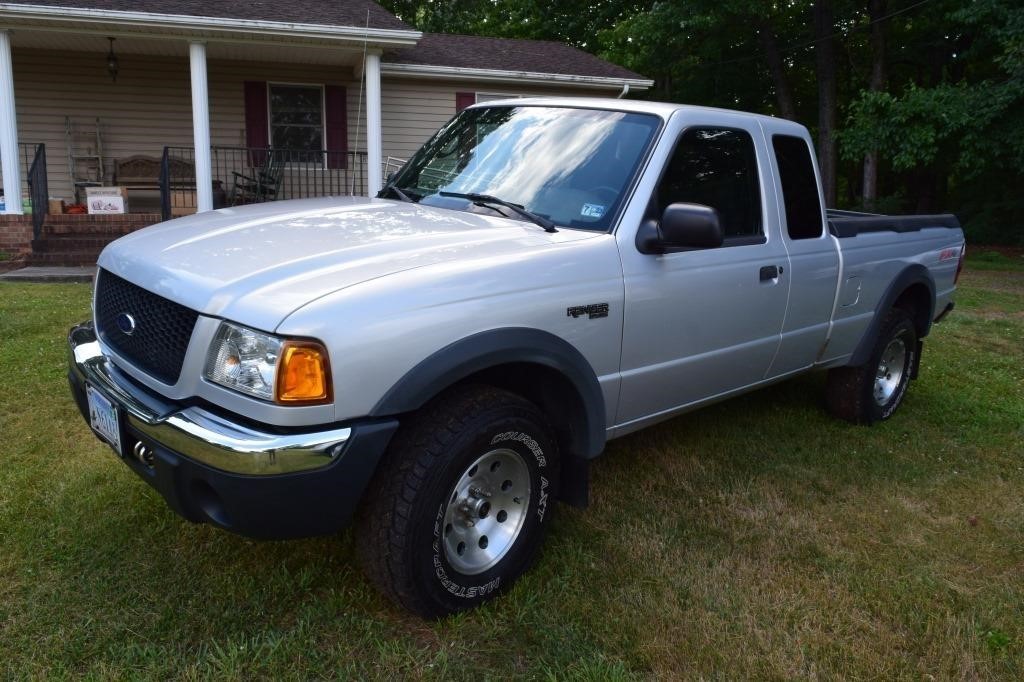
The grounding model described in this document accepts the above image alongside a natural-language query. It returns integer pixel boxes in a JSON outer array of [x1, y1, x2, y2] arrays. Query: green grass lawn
[[1, 253, 1022, 680]]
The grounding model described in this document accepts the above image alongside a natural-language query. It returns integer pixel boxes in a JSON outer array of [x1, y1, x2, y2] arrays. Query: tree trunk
[[757, 19, 796, 120], [814, 0, 838, 208], [862, 0, 887, 210]]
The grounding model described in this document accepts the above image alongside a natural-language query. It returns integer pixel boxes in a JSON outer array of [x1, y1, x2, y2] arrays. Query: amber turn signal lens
[[276, 342, 331, 404]]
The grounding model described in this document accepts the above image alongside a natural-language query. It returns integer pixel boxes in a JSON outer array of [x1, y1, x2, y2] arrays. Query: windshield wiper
[[439, 191, 557, 233], [378, 183, 416, 203]]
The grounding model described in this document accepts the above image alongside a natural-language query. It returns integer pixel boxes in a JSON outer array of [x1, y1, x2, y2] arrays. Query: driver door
[[614, 113, 790, 428]]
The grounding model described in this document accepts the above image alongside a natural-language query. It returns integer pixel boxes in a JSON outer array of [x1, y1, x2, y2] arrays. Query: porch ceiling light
[[106, 37, 119, 82]]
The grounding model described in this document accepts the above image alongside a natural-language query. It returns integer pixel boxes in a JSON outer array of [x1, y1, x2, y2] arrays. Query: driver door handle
[[759, 265, 782, 281]]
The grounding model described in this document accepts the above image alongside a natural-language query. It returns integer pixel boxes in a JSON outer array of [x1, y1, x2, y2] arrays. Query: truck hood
[[99, 197, 593, 331]]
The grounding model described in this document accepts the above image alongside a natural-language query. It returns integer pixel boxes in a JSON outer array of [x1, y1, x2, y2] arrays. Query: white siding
[[10, 48, 361, 201], [379, 78, 604, 162]]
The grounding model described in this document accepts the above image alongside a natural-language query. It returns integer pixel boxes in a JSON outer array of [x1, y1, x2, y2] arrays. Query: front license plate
[[87, 384, 122, 455]]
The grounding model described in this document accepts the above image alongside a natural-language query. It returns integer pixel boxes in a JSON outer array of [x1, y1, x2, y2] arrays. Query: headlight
[[203, 322, 331, 405]]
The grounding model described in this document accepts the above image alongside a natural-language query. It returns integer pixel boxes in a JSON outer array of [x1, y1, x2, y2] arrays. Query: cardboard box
[[86, 186, 128, 215], [48, 199, 65, 215], [170, 190, 198, 216]]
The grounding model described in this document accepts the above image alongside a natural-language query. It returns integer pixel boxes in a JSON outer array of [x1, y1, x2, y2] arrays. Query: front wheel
[[826, 307, 918, 424], [356, 385, 558, 618]]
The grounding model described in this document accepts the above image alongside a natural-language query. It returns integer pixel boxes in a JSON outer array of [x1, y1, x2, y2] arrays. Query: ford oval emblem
[[116, 313, 136, 335]]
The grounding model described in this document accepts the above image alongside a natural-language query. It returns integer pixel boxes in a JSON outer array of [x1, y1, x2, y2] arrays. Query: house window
[[269, 84, 324, 157]]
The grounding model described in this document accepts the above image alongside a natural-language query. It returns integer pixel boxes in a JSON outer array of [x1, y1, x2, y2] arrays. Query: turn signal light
[[276, 342, 331, 404]]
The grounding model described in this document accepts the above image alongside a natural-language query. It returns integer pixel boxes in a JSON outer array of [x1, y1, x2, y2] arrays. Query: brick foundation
[[0, 213, 162, 267], [0, 215, 33, 267]]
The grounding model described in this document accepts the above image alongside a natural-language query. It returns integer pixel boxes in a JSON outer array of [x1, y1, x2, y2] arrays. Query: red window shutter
[[325, 85, 348, 170], [455, 92, 476, 113], [243, 81, 269, 165]]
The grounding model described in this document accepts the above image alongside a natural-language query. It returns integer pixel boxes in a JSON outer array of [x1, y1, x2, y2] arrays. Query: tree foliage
[[381, 0, 1024, 243]]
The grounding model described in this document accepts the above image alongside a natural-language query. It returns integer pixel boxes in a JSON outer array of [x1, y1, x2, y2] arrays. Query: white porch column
[[189, 41, 213, 212], [365, 51, 383, 197], [0, 30, 23, 215]]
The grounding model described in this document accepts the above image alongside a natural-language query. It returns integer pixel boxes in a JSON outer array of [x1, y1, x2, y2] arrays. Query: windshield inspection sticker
[[580, 203, 606, 218]]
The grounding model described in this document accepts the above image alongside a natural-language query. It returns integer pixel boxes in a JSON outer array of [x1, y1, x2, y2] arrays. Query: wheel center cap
[[457, 493, 492, 524]]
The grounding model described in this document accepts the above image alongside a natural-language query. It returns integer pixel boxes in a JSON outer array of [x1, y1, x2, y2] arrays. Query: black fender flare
[[848, 264, 936, 367], [369, 327, 607, 459]]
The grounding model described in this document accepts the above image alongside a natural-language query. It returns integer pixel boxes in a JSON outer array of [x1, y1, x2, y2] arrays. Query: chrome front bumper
[[68, 322, 351, 475]]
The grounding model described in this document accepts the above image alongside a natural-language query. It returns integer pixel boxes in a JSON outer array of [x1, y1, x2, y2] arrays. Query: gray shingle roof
[[384, 33, 648, 82], [0, 0, 412, 31], [2, 2, 647, 81]]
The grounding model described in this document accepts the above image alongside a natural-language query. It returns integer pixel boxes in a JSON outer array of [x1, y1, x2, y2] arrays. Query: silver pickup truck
[[68, 98, 965, 617]]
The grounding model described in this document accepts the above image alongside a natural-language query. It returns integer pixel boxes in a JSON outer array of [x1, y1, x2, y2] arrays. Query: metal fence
[[160, 146, 369, 221], [0, 142, 44, 210], [0, 143, 49, 237], [26, 143, 48, 239]]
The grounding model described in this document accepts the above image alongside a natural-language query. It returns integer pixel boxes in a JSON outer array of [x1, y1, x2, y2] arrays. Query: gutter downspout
[[617, 83, 630, 99]]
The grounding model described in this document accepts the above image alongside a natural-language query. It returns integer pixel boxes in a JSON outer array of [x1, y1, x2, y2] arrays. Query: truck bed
[[826, 209, 961, 238]]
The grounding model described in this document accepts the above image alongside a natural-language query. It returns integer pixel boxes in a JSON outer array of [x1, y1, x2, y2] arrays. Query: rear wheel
[[356, 385, 558, 618], [826, 307, 918, 424]]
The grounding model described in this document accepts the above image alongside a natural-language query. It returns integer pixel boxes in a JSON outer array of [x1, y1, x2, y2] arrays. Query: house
[[0, 0, 650, 267]]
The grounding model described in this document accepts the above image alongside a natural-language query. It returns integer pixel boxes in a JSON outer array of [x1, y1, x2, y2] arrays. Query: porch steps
[[26, 213, 160, 267], [31, 236, 123, 251], [26, 250, 106, 266], [0, 266, 96, 283]]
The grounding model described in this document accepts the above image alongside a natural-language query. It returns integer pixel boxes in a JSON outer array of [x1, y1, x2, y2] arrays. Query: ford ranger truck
[[67, 98, 965, 618]]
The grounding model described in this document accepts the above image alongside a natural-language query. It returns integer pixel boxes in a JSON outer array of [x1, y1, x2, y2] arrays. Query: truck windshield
[[388, 106, 661, 231]]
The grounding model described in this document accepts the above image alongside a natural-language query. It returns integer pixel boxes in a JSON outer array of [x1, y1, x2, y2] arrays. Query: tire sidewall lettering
[[536, 476, 549, 522], [491, 430, 547, 467]]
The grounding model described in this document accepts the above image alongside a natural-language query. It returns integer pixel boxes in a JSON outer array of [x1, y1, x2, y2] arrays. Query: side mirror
[[636, 202, 724, 254]]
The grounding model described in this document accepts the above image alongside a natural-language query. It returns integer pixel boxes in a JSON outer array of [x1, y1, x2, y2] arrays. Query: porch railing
[[25, 143, 48, 239], [0, 142, 46, 218], [384, 156, 407, 183], [160, 146, 368, 221]]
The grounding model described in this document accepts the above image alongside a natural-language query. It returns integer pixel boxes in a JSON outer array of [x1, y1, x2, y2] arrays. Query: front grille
[[95, 269, 199, 384]]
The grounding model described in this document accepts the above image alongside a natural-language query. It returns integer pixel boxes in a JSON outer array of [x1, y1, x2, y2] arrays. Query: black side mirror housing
[[636, 202, 724, 254]]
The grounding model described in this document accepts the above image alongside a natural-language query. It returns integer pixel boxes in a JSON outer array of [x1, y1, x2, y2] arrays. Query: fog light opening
[[190, 479, 230, 528]]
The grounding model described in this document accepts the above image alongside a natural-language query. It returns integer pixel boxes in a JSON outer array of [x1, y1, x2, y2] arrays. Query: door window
[[656, 128, 763, 242]]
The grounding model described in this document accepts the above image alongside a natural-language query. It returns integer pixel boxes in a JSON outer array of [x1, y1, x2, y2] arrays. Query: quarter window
[[656, 127, 763, 241], [269, 84, 324, 158], [773, 135, 823, 240]]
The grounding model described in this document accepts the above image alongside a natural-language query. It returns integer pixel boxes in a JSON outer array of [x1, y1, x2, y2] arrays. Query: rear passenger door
[[762, 129, 840, 378], [615, 113, 791, 427]]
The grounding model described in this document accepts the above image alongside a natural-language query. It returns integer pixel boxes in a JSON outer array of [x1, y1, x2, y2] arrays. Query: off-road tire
[[826, 307, 918, 425], [356, 385, 559, 618]]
